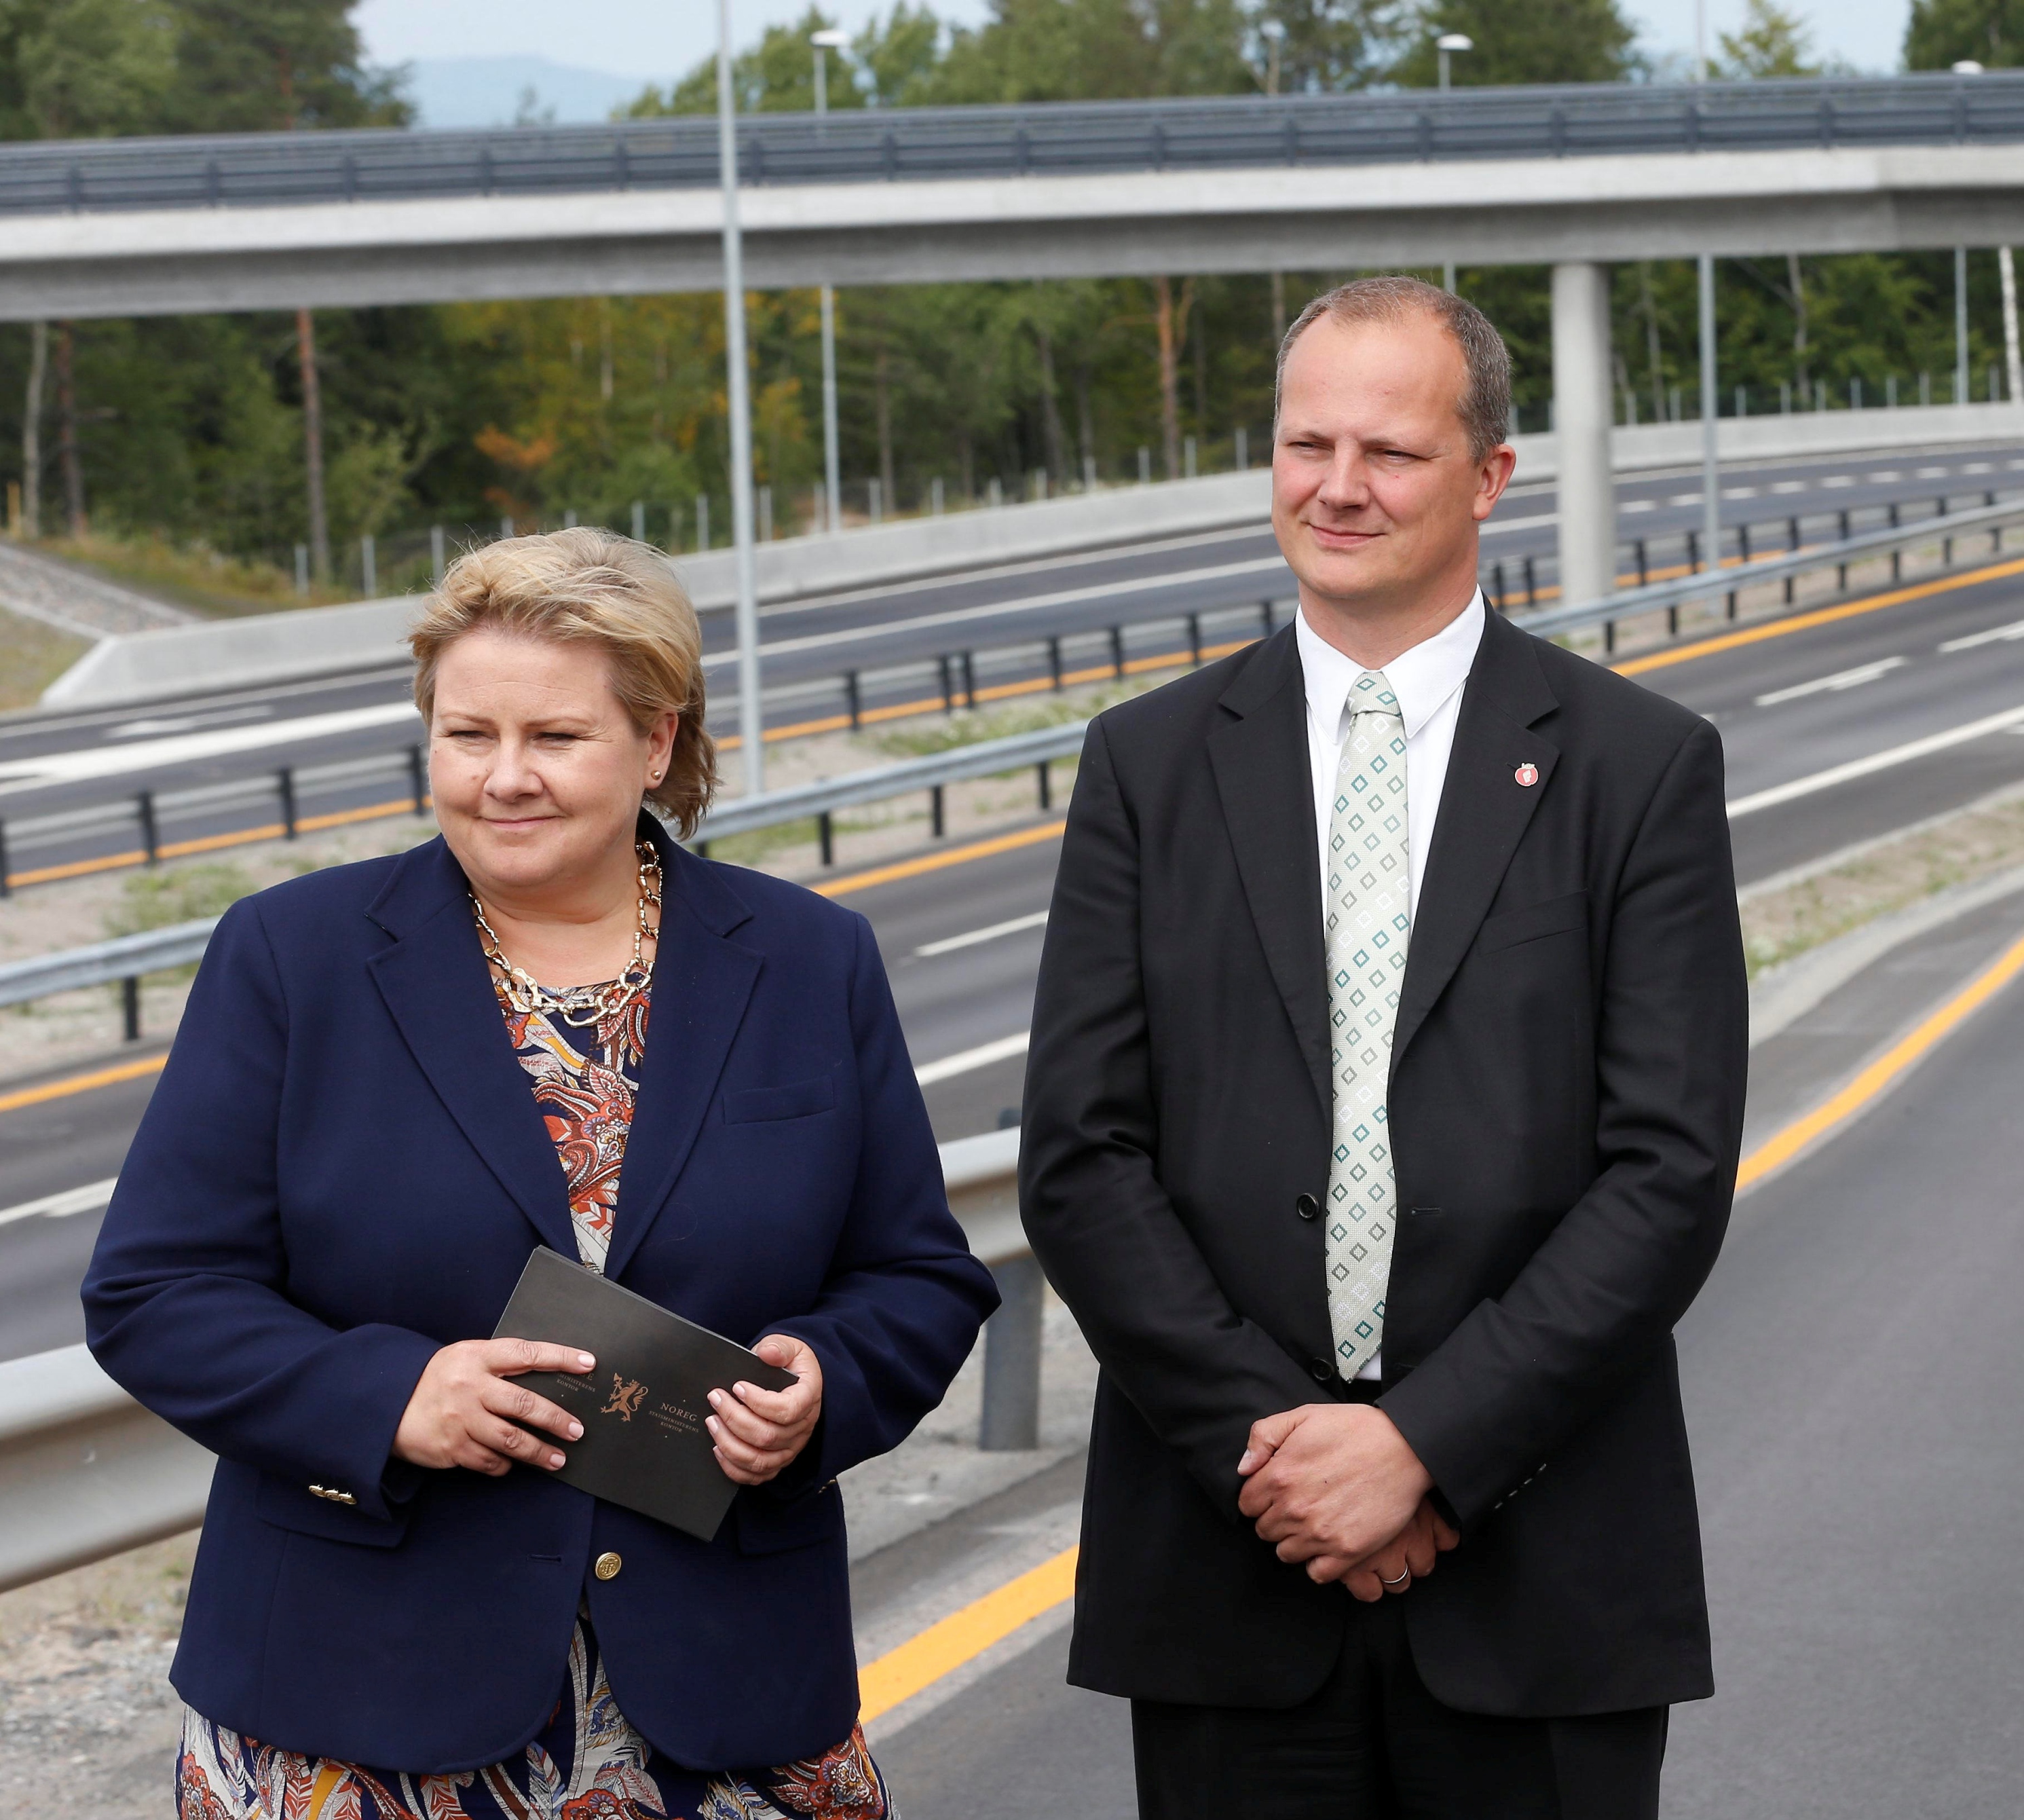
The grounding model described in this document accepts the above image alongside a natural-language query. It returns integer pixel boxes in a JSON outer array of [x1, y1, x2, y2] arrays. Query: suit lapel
[[1207, 627, 1331, 1114], [602, 832, 762, 1282], [365, 840, 580, 1260], [1393, 612, 1561, 1072]]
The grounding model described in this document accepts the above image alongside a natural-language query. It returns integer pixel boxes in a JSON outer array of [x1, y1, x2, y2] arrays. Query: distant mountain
[[400, 56, 664, 130]]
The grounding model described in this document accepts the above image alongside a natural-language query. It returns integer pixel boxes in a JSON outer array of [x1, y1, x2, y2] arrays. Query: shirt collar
[[1296, 592, 1486, 743]]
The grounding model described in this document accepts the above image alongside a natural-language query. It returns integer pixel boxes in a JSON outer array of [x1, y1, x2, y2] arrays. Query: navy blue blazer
[[81, 820, 997, 1774]]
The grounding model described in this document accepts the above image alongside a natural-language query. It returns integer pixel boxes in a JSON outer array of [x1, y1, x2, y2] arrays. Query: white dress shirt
[[1294, 591, 1485, 1377]]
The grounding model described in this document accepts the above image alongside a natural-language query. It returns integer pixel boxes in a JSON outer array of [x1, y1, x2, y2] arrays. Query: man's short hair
[[1275, 276, 1512, 461]]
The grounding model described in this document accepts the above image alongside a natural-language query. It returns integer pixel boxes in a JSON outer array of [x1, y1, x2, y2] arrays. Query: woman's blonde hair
[[409, 527, 718, 837]]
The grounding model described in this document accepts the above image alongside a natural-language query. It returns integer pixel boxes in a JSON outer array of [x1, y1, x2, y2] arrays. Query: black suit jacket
[[1019, 609, 1747, 1718]]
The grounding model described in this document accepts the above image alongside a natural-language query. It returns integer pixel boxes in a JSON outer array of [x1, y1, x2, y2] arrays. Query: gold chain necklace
[[470, 840, 662, 1028]]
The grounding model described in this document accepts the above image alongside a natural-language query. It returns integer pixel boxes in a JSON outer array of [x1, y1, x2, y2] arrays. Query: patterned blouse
[[176, 967, 893, 1820]]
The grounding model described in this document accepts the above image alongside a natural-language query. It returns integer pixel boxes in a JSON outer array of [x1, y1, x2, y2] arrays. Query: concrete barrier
[[39, 400, 2024, 710]]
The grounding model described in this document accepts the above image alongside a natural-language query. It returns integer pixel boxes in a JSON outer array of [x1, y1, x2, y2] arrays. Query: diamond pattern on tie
[[1324, 670, 1409, 1379]]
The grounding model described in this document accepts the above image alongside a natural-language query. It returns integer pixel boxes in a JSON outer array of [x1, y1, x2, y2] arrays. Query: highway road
[[12, 496, 2024, 1362], [861, 885, 2024, 1817], [0, 440, 2017, 887], [7, 451, 2024, 1816]]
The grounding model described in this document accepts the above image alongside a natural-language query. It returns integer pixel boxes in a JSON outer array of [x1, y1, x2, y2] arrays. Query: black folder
[[492, 1246, 797, 1543]]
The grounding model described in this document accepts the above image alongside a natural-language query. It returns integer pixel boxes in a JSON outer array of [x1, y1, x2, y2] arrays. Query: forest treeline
[[0, 0, 2017, 597]]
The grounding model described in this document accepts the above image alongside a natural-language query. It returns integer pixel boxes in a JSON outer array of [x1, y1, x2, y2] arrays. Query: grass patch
[[36, 532, 354, 618], [0, 607, 90, 709], [874, 677, 1160, 759], [104, 861, 261, 940]]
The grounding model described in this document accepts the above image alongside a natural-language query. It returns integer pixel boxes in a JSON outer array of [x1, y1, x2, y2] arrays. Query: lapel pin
[[1514, 762, 1539, 787]]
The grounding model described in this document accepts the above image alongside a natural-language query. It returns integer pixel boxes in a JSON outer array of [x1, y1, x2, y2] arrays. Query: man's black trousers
[[1131, 1591, 1666, 1820]]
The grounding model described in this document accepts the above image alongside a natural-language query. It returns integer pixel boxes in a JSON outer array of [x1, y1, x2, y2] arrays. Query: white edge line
[[0, 1177, 117, 1228], [915, 1031, 1031, 1087], [1729, 703, 2024, 819], [915, 911, 1050, 959]]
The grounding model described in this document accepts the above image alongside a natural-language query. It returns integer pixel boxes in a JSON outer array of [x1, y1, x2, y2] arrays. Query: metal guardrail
[[0, 73, 2018, 217], [0, 1126, 1031, 1594], [1516, 491, 2024, 644]]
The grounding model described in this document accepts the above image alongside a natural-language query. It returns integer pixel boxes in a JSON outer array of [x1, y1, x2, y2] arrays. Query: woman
[[82, 529, 999, 1819]]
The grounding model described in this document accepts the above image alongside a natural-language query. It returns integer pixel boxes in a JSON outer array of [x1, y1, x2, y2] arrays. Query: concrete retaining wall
[[39, 400, 2024, 709]]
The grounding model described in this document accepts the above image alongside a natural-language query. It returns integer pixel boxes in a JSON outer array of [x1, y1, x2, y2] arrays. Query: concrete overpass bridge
[[3, 72, 2021, 603]]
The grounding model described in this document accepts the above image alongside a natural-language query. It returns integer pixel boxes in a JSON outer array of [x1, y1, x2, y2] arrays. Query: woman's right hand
[[392, 1338, 597, 1476]]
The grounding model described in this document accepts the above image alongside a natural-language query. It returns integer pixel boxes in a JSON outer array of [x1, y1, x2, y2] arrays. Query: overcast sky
[[353, 0, 1915, 98]]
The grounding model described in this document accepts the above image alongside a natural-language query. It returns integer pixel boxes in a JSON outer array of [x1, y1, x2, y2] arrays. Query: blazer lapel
[[602, 830, 762, 1282], [364, 840, 580, 1260], [1207, 626, 1331, 1114], [1393, 612, 1562, 1073]]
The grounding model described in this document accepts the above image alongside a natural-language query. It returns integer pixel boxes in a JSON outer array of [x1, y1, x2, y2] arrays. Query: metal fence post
[[0, 819, 10, 898], [938, 655, 956, 715], [1258, 599, 1273, 637], [817, 811, 833, 868], [962, 650, 979, 708], [278, 767, 298, 840], [1036, 761, 1051, 812], [979, 1255, 1045, 1451], [1048, 635, 1064, 690], [137, 792, 159, 866], [121, 976, 140, 1043], [844, 671, 862, 730], [1634, 537, 1648, 587], [930, 783, 945, 839], [1523, 553, 1538, 606], [1187, 612, 1202, 666], [408, 745, 428, 815], [1108, 626, 1125, 679]]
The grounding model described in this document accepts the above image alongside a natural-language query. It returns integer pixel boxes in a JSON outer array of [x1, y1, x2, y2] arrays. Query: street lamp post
[[717, 0, 765, 794], [1436, 35, 1471, 291], [812, 26, 848, 536], [1260, 20, 1286, 339]]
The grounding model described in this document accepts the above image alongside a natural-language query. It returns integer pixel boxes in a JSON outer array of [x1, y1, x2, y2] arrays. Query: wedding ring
[[1381, 1567, 1412, 1589]]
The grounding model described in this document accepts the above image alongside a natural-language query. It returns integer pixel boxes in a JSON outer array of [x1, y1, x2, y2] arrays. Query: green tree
[[1715, 0, 1818, 75], [1390, 0, 1637, 86], [160, 0, 406, 132], [1254, 0, 1398, 93], [0, 0, 176, 138], [1905, 0, 2023, 69], [629, 7, 863, 116], [931, 0, 1255, 103]]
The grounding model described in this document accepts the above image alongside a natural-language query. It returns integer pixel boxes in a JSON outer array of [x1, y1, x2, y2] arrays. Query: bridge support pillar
[[1551, 262, 1616, 612]]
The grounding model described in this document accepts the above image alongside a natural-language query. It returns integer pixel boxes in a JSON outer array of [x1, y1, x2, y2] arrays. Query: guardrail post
[[844, 671, 862, 730], [1048, 635, 1064, 689], [962, 650, 979, 708], [979, 1255, 1045, 1451], [1634, 538, 1647, 587], [1837, 509, 1851, 590], [1888, 501, 1901, 580], [1738, 523, 1752, 563], [938, 655, 956, 716], [407, 745, 428, 816], [817, 811, 833, 868], [136, 792, 158, 867], [278, 767, 298, 840], [1258, 599, 1274, 638], [1186, 613, 1201, 667], [0, 819, 10, 898], [1523, 554, 1537, 607], [1686, 527, 1700, 575], [930, 783, 945, 839], [1786, 517, 1799, 602], [1493, 561, 1507, 610], [1108, 625, 1125, 679], [1036, 760, 1051, 812], [121, 976, 140, 1043], [1604, 618, 1616, 654]]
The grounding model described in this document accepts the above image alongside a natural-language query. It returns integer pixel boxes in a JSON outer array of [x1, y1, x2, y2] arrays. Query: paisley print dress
[[175, 971, 893, 1820]]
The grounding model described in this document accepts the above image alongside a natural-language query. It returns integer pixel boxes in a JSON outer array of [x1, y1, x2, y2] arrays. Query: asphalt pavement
[[0, 440, 2017, 888]]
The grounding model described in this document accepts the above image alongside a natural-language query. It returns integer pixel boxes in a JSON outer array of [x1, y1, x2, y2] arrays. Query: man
[[1019, 276, 1746, 1817]]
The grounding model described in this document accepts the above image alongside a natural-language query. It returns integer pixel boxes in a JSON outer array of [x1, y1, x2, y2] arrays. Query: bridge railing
[[0, 73, 2019, 216]]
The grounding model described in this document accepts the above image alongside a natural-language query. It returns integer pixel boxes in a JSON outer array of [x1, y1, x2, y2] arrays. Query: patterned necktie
[[1324, 670, 1410, 1379]]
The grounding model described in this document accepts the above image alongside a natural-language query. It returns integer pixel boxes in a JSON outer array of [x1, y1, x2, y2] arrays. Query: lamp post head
[[1952, 58, 1985, 73], [1436, 33, 1474, 51], [811, 28, 850, 48]]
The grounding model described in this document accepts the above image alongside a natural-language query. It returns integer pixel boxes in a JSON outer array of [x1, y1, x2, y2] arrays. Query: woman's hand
[[392, 1338, 597, 1477], [707, 1335, 824, 1486]]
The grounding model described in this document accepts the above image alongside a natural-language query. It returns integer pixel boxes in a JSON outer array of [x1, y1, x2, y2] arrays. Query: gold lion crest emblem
[[602, 1374, 648, 1422]]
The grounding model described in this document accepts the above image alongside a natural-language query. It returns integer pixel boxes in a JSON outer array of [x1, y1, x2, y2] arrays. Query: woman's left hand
[[707, 1335, 825, 1485]]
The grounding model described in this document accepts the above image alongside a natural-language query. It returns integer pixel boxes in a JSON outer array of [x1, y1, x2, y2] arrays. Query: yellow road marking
[[3, 796, 430, 891], [1737, 923, 2024, 1190], [1613, 553, 2024, 677], [0, 1054, 168, 1114], [859, 1544, 1079, 1724], [814, 821, 1066, 899]]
